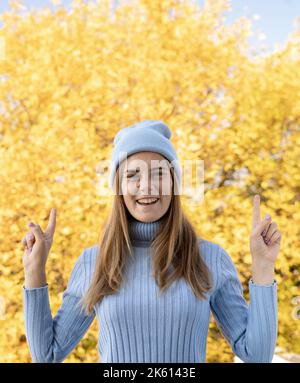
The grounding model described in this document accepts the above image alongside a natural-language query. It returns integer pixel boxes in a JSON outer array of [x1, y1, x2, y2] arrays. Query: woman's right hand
[[21, 208, 57, 285]]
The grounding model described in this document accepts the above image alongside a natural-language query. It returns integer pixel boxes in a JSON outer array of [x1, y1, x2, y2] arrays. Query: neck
[[128, 214, 163, 247]]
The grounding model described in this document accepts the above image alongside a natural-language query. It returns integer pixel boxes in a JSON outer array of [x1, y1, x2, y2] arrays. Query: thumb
[[28, 222, 44, 242], [252, 215, 271, 238]]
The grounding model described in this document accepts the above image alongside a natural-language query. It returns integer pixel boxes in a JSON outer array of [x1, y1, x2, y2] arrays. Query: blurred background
[[0, 0, 299, 362]]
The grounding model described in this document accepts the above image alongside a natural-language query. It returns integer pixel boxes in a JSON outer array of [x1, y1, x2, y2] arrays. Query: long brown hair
[[78, 164, 213, 316]]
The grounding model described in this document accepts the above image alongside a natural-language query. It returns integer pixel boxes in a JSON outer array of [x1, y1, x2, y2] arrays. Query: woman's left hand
[[250, 194, 282, 283]]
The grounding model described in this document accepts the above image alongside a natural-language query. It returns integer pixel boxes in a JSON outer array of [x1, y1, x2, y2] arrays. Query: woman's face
[[120, 151, 173, 223]]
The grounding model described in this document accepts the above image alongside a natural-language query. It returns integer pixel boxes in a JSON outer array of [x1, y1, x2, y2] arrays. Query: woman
[[22, 120, 281, 363]]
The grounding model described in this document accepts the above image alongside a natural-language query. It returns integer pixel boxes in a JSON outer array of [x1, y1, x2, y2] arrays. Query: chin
[[134, 213, 162, 223]]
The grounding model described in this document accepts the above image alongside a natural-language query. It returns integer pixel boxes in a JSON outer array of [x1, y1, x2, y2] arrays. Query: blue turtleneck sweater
[[22, 216, 278, 363]]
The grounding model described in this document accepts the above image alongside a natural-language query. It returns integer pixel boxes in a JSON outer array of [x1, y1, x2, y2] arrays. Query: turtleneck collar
[[128, 214, 163, 247]]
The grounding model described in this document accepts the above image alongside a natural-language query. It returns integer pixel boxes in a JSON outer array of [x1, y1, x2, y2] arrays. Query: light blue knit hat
[[109, 120, 182, 191]]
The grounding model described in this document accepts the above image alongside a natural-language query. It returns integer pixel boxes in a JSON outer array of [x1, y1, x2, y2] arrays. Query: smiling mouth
[[136, 198, 159, 206]]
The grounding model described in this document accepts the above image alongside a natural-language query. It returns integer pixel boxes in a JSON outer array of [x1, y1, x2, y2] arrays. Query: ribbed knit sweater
[[23, 216, 278, 363]]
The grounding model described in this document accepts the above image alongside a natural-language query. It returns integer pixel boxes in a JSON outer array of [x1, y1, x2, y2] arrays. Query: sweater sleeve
[[22, 249, 96, 363], [209, 245, 278, 363]]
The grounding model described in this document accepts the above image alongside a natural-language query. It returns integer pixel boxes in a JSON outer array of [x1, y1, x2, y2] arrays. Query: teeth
[[137, 198, 159, 205]]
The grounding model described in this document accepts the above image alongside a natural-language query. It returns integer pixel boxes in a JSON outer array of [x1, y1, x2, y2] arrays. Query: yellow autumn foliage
[[0, 0, 299, 363]]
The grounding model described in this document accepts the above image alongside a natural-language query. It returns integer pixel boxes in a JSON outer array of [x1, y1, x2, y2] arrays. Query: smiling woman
[[22, 120, 278, 363]]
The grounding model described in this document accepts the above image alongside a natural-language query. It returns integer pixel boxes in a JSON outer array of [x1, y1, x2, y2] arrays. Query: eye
[[127, 174, 139, 181], [152, 168, 165, 177]]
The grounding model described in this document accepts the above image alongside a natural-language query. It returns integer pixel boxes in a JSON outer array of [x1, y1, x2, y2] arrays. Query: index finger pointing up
[[45, 208, 57, 236], [252, 194, 261, 229]]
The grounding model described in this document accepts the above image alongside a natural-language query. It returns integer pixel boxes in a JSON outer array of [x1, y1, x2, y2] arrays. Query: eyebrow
[[125, 166, 168, 173]]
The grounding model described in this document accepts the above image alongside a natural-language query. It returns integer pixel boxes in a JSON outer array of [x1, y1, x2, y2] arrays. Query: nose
[[137, 174, 160, 197]]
